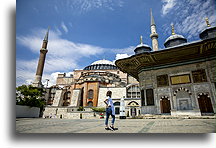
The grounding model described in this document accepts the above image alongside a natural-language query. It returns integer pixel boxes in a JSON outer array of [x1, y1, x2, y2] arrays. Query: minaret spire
[[150, 8, 155, 26], [32, 27, 49, 88], [171, 24, 175, 35], [150, 8, 159, 51], [44, 26, 50, 41], [205, 17, 211, 27], [140, 35, 143, 44]]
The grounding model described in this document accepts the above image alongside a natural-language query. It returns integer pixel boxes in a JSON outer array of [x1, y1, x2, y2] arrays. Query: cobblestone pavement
[[16, 118, 216, 133]]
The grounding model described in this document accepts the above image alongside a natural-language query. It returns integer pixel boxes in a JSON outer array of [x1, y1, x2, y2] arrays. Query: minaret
[[32, 27, 49, 88], [150, 9, 159, 51]]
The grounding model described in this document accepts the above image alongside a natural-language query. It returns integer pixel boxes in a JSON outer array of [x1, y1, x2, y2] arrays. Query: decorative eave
[[115, 38, 216, 81]]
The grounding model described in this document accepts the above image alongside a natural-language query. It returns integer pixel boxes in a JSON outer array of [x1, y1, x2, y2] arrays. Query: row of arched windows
[[62, 91, 71, 106], [84, 64, 118, 70]]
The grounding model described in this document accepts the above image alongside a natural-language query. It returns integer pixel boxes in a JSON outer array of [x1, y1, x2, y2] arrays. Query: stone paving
[[16, 118, 216, 133]]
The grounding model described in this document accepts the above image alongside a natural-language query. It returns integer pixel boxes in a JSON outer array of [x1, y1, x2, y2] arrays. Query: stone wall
[[43, 107, 101, 119], [16, 105, 40, 118]]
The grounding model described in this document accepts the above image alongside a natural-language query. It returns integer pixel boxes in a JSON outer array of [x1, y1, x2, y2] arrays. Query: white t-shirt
[[106, 96, 115, 115]]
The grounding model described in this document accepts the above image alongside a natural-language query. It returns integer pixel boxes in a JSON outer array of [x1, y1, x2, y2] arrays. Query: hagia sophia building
[[32, 10, 216, 118]]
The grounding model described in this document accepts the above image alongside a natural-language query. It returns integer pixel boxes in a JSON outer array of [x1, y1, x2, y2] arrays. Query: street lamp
[[45, 79, 49, 88], [45, 79, 50, 105]]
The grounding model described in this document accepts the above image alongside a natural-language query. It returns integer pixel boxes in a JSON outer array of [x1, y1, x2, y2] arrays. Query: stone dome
[[134, 43, 152, 54], [165, 34, 185, 43], [164, 34, 187, 48], [199, 18, 216, 40], [164, 24, 187, 48], [199, 26, 216, 40], [136, 43, 151, 48], [91, 59, 115, 66], [84, 59, 118, 70]]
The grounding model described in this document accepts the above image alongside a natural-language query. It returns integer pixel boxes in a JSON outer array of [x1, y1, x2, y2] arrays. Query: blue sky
[[16, 0, 216, 86]]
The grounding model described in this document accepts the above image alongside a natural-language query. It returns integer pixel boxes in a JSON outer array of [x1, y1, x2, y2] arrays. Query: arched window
[[88, 89, 93, 99], [114, 102, 120, 115], [62, 91, 71, 106], [141, 90, 145, 106], [128, 101, 139, 106], [63, 91, 71, 100], [67, 91, 71, 99], [127, 85, 141, 98], [114, 102, 120, 106], [146, 89, 154, 105], [87, 101, 93, 107]]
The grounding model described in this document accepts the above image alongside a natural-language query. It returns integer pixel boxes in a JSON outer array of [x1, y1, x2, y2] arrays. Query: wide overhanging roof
[[115, 38, 216, 80]]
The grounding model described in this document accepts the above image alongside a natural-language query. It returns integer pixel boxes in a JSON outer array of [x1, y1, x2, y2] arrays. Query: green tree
[[16, 85, 46, 108]]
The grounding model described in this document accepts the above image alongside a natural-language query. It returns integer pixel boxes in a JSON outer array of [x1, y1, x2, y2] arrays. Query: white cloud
[[55, 0, 124, 14], [61, 22, 68, 33], [161, 0, 176, 16], [115, 53, 130, 60], [112, 46, 135, 56], [112, 47, 134, 65], [16, 27, 135, 87], [16, 28, 106, 86], [162, 0, 216, 40]]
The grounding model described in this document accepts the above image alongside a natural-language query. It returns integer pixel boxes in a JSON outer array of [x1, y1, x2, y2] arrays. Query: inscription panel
[[171, 74, 191, 85]]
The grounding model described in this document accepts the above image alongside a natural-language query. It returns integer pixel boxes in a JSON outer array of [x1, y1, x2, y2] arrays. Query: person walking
[[104, 91, 116, 131]]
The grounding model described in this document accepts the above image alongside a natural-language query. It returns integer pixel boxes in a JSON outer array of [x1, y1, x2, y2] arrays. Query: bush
[[91, 107, 105, 112], [77, 106, 84, 111]]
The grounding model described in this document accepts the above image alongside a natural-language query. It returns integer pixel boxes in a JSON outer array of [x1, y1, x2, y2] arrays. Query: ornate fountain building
[[115, 18, 216, 116]]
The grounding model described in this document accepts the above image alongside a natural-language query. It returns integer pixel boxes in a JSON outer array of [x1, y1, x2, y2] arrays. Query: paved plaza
[[16, 118, 216, 133]]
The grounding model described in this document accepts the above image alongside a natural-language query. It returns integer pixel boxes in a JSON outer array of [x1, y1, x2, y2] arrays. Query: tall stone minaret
[[150, 9, 159, 51], [32, 28, 49, 88]]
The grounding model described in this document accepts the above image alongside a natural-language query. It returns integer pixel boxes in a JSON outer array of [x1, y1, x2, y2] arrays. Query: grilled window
[[192, 69, 207, 83], [157, 74, 169, 87], [146, 89, 154, 105]]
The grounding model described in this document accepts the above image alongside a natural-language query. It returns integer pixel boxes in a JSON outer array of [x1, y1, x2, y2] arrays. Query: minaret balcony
[[150, 33, 158, 38]]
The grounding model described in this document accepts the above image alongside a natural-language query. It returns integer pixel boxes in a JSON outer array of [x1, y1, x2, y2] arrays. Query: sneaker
[[109, 126, 115, 131], [105, 127, 110, 130]]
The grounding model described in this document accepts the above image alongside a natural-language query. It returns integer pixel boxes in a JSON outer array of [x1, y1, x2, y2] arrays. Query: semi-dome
[[164, 24, 187, 48], [134, 36, 152, 54], [84, 59, 118, 70]]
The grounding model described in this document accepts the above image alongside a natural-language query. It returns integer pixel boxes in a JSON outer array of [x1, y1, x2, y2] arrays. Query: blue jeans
[[105, 107, 115, 126]]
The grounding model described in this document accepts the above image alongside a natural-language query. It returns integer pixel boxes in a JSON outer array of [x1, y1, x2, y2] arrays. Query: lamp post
[[45, 79, 49, 105], [120, 96, 126, 119], [45, 79, 49, 88]]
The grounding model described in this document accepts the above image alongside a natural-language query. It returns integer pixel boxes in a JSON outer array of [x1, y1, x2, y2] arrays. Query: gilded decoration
[[170, 74, 191, 85]]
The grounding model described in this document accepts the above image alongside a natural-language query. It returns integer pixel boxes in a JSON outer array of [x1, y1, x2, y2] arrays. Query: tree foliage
[[16, 85, 46, 108]]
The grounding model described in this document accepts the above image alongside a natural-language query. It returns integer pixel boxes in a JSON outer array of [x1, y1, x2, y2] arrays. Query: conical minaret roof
[[44, 27, 50, 41], [150, 8, 155, 26]]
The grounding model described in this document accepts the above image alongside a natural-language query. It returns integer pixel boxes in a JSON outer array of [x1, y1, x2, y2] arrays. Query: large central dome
[[91, 59, 115, 66], [84, 59, 118, 70]]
